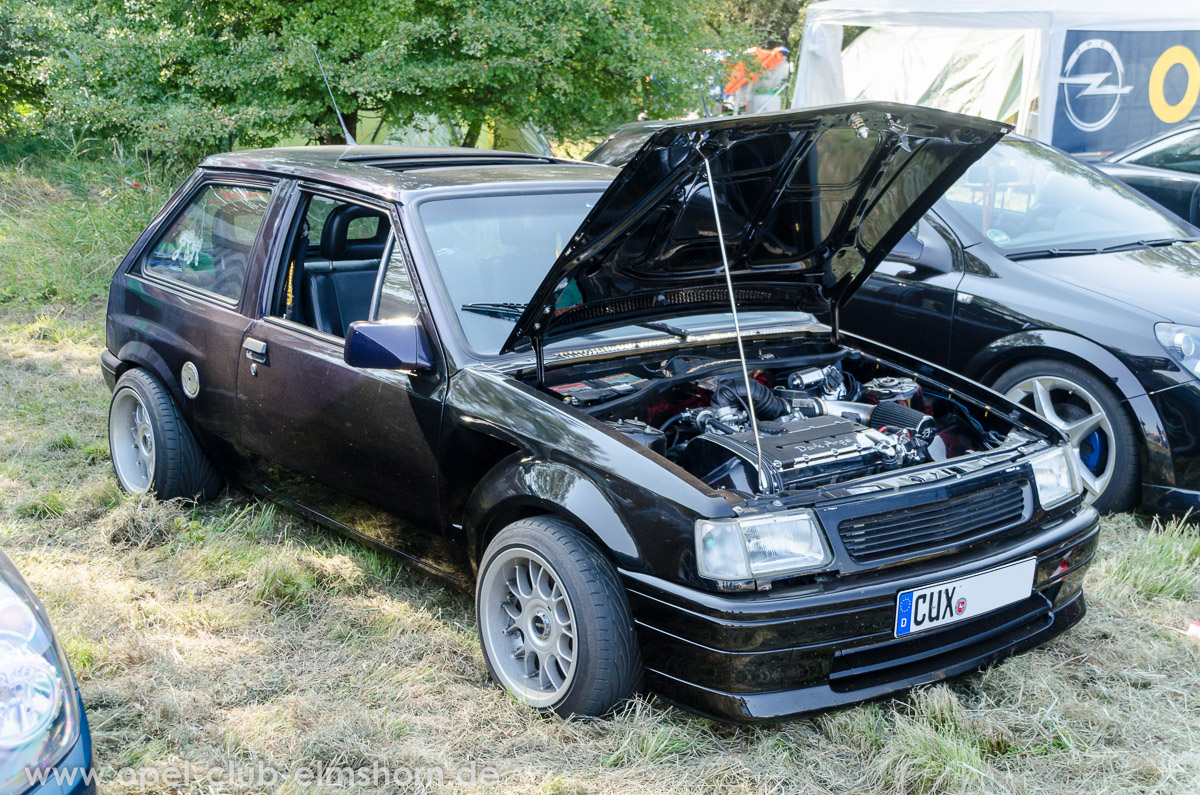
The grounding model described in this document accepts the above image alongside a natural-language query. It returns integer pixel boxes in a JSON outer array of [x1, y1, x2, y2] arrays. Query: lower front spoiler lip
[[646, 588, 1085, 723]]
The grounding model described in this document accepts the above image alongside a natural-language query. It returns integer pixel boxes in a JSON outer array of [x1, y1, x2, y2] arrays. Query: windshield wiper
[[1007, 247, 1102, 261], [461, 301, 526, 319], [1097, 236, 1194, 253], [638, 320, 689, 339]]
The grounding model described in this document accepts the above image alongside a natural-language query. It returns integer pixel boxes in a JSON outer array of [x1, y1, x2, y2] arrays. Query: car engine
[[673, 369, 937, 492], [549, 351, 999, 497]]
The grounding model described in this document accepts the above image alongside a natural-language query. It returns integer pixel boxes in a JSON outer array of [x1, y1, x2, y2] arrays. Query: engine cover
[[682, 415, 895, 492]]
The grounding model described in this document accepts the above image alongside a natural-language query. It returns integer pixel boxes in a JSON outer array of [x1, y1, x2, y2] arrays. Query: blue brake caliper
[[1080, 430, 1106, 474]]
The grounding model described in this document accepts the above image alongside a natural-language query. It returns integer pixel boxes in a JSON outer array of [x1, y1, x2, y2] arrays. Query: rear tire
[[476, 516, 642, 717], [994, 358, 1138, 513], [107, 368, 223, 501]]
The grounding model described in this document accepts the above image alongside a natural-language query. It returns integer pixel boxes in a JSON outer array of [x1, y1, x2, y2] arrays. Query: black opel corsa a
[[102, 103, 1098, 722]]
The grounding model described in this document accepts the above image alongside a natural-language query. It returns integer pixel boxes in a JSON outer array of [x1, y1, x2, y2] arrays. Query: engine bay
[[541, 343, 1027, 497]]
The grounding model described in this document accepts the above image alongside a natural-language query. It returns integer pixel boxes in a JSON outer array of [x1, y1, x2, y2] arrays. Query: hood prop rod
[[696, 144, 773, 494]]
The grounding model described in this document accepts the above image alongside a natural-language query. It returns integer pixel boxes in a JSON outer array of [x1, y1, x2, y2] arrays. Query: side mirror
[[888, 225, 955, 274], [344, 319, 435, 372], [890, 232, 924, 262]]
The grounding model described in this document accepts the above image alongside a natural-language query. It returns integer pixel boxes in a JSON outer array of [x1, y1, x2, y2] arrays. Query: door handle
[[243, 337, 268, 364]]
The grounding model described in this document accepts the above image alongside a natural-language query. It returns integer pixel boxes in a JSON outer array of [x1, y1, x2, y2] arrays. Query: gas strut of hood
[[696, 142, 772, 494]]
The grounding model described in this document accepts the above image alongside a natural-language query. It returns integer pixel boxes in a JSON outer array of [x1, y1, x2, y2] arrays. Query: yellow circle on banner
[[1149, 46, 1200, 124]]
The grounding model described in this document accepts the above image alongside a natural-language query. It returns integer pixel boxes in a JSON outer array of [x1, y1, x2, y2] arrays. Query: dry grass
[[2, 162, 1199, 794]]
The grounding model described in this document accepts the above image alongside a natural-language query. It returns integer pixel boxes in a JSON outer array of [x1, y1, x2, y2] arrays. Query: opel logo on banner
[[1060, 39, 1134, 132]]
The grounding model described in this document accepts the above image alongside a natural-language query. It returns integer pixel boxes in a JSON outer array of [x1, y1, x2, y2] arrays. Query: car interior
[[276, 194, 392, 338]]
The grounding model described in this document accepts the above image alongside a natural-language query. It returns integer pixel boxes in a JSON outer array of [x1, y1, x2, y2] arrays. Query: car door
[[122, 174, 284, 465], [840, 213, 964, 365], [235, 185, 460, 581]]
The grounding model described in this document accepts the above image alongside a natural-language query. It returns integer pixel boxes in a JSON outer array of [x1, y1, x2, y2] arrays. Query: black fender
[[963, 329, 1174, 493], [964, 329, 1148, 401], [462, 453, 643, 576], [443, 364, 736, 583], [114, 339, 186, 408]]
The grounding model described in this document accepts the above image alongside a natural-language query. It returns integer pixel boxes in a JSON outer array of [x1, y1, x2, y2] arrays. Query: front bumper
[[1142, 484, 1200, 515], [623, 506, 1098, 723], [1141, 379, 1200, 517]]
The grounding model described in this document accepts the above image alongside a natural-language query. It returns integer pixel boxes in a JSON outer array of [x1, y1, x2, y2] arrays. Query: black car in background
[[585, 125, 1200, 517], [1086, 121, 1200, 225], [844, 137, 1200, 517], [103, 104, 1099, 723]]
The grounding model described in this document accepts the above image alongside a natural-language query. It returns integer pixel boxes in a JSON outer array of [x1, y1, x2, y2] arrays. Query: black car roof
[[200, 145, 618, 202]]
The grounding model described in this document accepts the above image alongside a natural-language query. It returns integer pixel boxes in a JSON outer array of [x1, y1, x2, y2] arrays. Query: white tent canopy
[[836, 27, 1030, 126], [792, 0, 1200, 149]]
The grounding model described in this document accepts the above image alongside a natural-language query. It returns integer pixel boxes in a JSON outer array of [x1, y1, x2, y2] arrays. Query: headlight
[[1030, 446, 1081, 509], [1155, 323, 1200, 379], [695, 509, 830, 586], [0, 553, 81, 794]]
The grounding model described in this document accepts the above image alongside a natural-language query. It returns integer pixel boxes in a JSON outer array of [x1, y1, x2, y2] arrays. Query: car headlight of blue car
[[0, 553, 83, 794]]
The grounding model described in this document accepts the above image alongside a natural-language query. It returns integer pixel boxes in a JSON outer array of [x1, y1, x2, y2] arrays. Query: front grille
[[836, 480, 1028, 562]]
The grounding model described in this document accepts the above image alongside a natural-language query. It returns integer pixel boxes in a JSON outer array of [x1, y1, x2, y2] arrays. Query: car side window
[[1126, 130, 1200, 174], [143, 183, 272, 301], [376, 244, 420, 321], [271, 191, 395, 338]]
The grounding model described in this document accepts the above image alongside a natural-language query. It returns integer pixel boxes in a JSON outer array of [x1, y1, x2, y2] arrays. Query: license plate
[[894, 558, 1036, 637]]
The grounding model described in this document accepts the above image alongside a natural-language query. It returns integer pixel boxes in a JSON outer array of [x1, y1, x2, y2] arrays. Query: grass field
[[1, 157, 1199, 794]]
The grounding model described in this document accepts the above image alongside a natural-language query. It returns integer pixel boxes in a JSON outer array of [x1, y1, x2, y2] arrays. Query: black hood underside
[[502, 103, 1009, 354]]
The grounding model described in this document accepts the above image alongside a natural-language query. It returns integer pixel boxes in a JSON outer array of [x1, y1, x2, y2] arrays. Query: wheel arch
[[114, 341, 187, 408], [462, 454, 643, 578], [965, 330, 1145, 402], [964, 329, 1174, 498]]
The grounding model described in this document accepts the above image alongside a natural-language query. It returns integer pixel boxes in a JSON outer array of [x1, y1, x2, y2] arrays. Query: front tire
[[994, 358, 1138, 513], [107, 368, 223, 501], [476, 516, 642, 717]]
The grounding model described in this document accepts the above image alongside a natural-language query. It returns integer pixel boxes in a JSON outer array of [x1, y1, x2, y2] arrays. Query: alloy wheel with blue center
[[1005, 375, 1114, 505]]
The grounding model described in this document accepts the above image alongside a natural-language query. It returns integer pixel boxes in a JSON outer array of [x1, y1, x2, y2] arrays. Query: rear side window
[[143, 183, 272, 301]]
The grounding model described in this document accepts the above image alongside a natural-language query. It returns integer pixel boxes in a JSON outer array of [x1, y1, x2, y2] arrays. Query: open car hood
[[501, 103, 1008, 354]]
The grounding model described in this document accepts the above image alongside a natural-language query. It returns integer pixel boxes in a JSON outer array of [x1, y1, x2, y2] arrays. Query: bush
[[0, 137, 176, 305]]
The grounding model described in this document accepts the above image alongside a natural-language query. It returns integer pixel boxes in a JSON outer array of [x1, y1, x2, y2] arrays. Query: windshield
[[942, 138, 1193, 258], [418, 191, 600, 353], [418, 191, 815, 354]]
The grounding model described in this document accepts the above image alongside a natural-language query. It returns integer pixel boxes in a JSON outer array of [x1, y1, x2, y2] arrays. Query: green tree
[[0, 0, 50, 134], [31, 0, 737, 157], [713, 0, 811, 51]]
